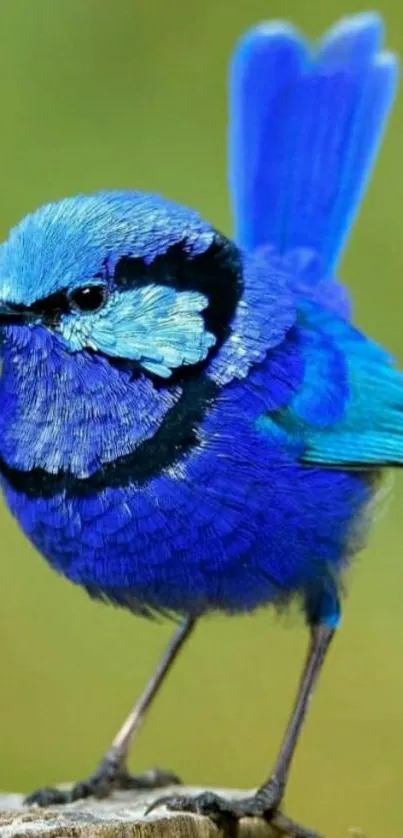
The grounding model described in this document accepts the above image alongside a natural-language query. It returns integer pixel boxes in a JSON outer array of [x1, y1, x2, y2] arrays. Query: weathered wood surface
[[0, 788, 285, 838]]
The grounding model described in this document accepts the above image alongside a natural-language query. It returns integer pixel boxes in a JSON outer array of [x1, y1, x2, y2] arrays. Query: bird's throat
[[0, 325, 183, 478]]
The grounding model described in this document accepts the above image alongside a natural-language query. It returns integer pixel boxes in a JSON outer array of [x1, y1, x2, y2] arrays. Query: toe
[[70, 780, 95, 801], [271, 812, 323, 838], [145, 790, 323, 838], [145, 793, 185, 816], [122, 767, 182, 791], [25, 787, 69, 807], [148, 791, 258, 819], [144, 767, 182, 787]]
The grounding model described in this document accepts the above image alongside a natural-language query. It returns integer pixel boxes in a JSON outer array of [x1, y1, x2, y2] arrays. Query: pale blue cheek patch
[[59, 284, 216, 377]]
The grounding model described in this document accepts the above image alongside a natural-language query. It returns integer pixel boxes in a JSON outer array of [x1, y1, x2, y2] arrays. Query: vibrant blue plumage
[[0, 12, 400, 629], [0, 192, 215, 305], [229, 12, 398, 272]]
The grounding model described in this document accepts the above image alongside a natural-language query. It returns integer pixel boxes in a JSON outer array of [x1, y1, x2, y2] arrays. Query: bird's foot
[[146, 783, 322, 838], [25, 754, 181, 807]]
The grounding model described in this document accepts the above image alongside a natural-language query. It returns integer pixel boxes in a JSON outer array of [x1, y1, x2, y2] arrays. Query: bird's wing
[[229, 12, 398, 279], [258, 303, 403, 468]]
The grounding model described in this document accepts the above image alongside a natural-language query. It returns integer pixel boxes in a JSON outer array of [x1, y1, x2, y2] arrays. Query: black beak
[[0, 303, 36, 325]]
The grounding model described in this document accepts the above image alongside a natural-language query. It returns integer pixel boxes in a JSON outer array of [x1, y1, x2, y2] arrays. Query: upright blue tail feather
[[229, 12, 399, 273]]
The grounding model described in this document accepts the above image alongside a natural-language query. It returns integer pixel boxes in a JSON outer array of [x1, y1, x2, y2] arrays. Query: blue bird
[[0, 10, 400, 837]]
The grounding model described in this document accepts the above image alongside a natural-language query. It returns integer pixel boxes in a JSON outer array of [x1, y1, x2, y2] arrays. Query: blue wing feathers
[[303, 363, 403, 466], [260, 307, 403, 467], [229, 12, 399, 273]]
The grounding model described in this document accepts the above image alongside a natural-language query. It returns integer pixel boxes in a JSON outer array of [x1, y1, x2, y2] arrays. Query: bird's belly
[[1, 457, 374, 616]]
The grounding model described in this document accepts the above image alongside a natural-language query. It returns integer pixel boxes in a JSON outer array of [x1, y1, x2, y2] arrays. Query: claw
[[25, 787, 72, 807], [122, 767, 181, 790], [25, 766, 182, 808], [145, 793, 177, 817], [144, 791, 323, 838]]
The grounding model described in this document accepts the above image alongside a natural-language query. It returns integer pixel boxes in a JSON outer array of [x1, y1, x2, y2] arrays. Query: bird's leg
[[26, 615, 196, 807], [148, 593, 339, 838], [254, 619, 336, 813]]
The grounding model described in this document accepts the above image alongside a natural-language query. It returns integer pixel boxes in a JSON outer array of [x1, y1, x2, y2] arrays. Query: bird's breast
[[0, 414, 374, 616]]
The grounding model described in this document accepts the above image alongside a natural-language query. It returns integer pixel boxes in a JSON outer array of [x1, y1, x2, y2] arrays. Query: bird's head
[[0, 190, 295, 479], [0, 190, 242, 378]]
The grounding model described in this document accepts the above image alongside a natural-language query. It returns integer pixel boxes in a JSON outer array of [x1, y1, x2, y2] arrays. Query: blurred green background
[[0, 1, 402, 836]]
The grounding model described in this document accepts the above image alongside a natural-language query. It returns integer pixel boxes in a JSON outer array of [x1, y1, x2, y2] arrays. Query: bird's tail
[[229, 12, 398, 275]]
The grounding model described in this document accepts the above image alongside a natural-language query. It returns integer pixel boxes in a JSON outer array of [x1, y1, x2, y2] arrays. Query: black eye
[[70, 285, 107, 313]]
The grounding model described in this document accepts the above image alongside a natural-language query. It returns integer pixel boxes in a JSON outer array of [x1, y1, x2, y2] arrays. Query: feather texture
[[0, 13, 399, 619], [258, 303, 403, 469], [61, 284, 215, 377], [229, 12, 398, 273]]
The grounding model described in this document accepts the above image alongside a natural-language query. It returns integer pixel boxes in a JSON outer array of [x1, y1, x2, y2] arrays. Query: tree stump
[[0, 787, 293, 837]]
